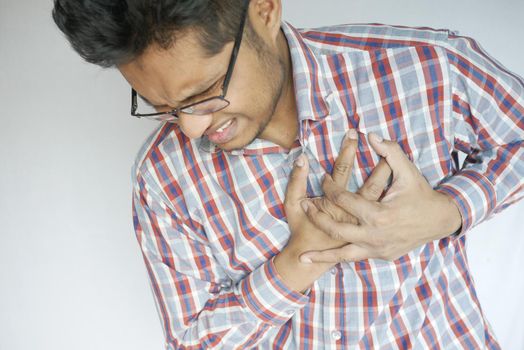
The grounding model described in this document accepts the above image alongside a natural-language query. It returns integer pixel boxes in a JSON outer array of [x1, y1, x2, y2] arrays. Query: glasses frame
[[130, 0, 250, 122]]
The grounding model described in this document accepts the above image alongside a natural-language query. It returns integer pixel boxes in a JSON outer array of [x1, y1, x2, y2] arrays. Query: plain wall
[[1, 0, 522, 349]]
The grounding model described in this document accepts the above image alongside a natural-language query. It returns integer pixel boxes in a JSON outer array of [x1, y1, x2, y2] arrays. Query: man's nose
[[177, 113, 213, 139]]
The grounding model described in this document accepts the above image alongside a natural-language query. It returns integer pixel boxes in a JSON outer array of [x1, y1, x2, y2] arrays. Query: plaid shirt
[[132, 22, 524, 349]]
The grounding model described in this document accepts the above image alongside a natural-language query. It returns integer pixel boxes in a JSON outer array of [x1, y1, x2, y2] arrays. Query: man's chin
[[213, 132, 260, 152], [214, 138, 253, 152]]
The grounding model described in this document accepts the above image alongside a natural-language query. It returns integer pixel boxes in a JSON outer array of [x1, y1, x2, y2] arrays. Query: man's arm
[[435, 33, 524, 235], [133, 173, 309, 349], [297, 33, 523, 264]]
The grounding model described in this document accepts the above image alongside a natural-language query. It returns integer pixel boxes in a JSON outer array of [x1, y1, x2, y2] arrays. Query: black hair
[[52, 0, 248, 68]]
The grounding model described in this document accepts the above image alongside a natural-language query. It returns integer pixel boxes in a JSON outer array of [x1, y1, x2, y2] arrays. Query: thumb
[[368, 133, 412, 181], [299, 244, 369, 264], [285, 153, 309, 207]]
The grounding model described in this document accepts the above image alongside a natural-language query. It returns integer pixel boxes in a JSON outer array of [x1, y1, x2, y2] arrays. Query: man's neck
[[261, 30, 299, 150]]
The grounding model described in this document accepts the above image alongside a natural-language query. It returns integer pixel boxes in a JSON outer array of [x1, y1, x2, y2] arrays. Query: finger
[[310, 197, 359, 224], [284, 154, 309, 209], [302, 200, 366, 243], [331, 129, 359, 188], [368, 133, 414, 182], [299, 244, 370, 264], [357, 158, 392, 201], [322, 174, 380, 222]]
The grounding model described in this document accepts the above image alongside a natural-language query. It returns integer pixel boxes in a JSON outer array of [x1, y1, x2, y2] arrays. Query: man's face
[[119, 29, 286, 151]]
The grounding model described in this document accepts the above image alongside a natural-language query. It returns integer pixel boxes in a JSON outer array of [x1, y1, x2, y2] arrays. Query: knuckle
[[382, 250, 397, 261], [374, 214, 389, 227], [332, 190, 346, 205], [321, 178, 329, 192], [289, 169, 300, 182], [363, 210, 376, 226], [376, 247, 390, 260], [334, 163, 351, 175], [369, 233, 386, 248], [330, 230, 343, 241], [284, 199, 299, 214], [324, 201, 345, 222], [361, 182, 383, 199], [315, 199, 334, 219], [337, 255, 352, 264], [346, 214, 359, 225], [316, 198, 330, 212], [369, 207, 389, 227]]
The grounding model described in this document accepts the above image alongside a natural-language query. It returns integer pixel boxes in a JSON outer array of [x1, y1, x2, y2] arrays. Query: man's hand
[[283, 130, 391, 250], [273, 130, 390, 292], [272, 150, 341, 293], [282, 152, 347, 257], [299, 132, 463, 264]]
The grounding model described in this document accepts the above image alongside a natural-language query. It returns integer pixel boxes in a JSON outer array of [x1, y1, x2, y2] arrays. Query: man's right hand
[[274, 152, 344, 293], [274, 130, 392, 293], [283, 130, 392, 257], [274, 131, 360, 293], [283, 153, 348, 257]]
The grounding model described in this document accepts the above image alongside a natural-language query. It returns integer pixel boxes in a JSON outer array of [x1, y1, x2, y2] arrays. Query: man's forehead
[[120, 36, 232, 105], [133, 33, 207, 71]]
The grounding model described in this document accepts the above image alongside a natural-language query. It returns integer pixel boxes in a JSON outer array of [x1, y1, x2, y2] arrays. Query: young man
[[53, 0, 523, 348]]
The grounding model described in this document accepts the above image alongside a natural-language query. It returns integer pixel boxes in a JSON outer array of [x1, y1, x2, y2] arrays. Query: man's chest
[[178, 44, 456, 280]]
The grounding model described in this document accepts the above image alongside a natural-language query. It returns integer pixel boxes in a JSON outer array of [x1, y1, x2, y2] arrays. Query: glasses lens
[[134, 94, 177, 122], [181, 97, 229, 115], [148, 113, 178, 122], [135, 94, 163, 115]]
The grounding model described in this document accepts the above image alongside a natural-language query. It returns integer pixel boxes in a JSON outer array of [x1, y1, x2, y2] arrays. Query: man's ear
[[247, 0, 282, 45]]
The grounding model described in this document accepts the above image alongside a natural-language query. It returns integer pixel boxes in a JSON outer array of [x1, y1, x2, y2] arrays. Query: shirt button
[[331, 330, 342, 340], [220, 279, 232, 289], [286, 309, 295, 315], [330, 267, 337, 275]]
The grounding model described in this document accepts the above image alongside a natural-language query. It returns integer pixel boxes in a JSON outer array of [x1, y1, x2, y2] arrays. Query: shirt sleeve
[[434, 32, 524, 236], [132, 171, 309, 349]]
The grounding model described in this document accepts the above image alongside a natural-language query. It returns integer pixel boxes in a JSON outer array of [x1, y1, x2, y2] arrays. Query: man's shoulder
[[298, 22, 455, 53]]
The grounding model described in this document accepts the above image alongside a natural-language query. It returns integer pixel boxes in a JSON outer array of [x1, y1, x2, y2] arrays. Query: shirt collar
[[281, 21, 331, 122]]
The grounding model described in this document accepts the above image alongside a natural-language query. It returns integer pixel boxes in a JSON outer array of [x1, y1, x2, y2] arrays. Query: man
[[52, 0, 523, 348]]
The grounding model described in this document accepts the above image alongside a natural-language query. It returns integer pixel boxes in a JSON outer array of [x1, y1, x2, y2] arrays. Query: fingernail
[[300, 200, 309, 212], [300, 256, 312, 264], [346, 129, 358, 140], [373, 133, 384, 143], [294, 154, 305, 167]]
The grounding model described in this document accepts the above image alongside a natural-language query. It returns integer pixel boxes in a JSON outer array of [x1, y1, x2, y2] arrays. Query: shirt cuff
[[237, 256, 309, 326], [435, 169, 497, 237]]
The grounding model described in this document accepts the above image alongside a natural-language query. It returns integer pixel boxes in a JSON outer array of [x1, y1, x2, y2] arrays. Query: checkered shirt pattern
[[132, 21, 524, 349]]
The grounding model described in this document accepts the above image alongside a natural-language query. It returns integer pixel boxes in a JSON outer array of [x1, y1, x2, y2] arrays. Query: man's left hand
[[300, 132, 463, 264]]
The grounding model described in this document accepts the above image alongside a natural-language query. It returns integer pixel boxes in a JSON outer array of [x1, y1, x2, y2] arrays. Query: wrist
[[274, 246, 333, 293], [434, 191, 463, 238]]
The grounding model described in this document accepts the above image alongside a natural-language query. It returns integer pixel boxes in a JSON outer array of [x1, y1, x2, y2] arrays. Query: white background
[[1, 0, 522, 349]]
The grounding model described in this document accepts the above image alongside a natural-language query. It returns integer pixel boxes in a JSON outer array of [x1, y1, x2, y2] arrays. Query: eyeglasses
[[130, 0, 250, 122]]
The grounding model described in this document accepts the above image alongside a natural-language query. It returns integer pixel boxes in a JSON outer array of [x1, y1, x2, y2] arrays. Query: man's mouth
[[207, 119, 237, 144]]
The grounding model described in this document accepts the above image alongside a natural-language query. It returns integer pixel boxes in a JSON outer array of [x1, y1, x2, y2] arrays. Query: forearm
[[134, 180, 311, 348]]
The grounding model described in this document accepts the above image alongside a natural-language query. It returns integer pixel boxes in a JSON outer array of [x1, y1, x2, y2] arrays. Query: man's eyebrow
[[179, 77, 222, 103]]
